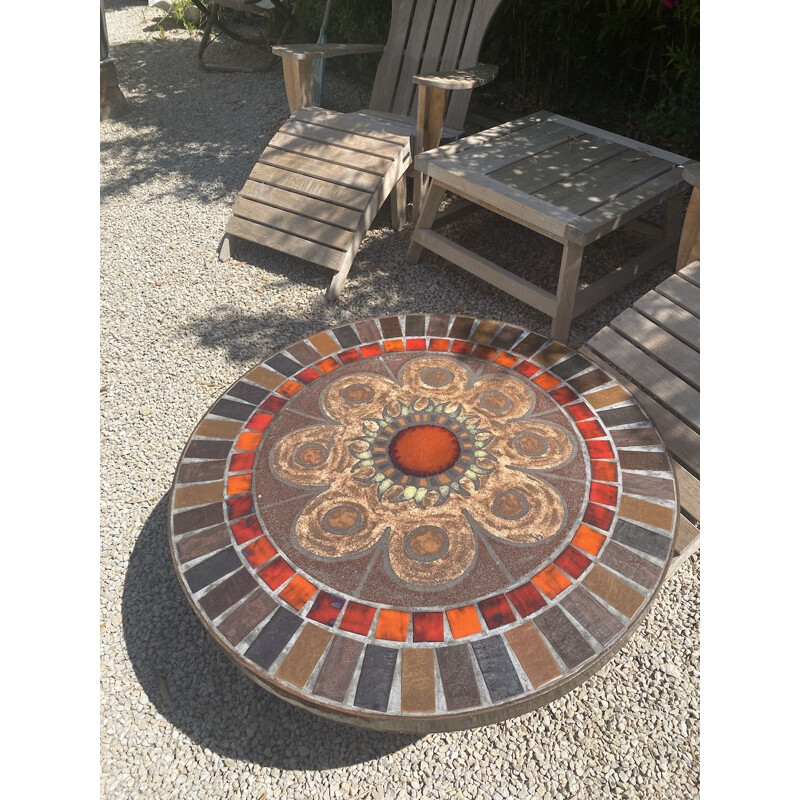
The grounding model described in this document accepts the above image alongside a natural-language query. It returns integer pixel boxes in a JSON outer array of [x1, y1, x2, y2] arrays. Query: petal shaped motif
[[387, 509, 477, 587], [321, 374, 403, 428], [397, 357, 470, 401], [465, 373, 534, 420], [495, 420, 575, 471], [270, 424, 351, 488], [469, 469, 567, 544], [293, 483, 389, 559]]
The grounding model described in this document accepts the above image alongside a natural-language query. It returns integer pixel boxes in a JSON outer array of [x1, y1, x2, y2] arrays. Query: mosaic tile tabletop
[[169, 315, 678, 732]]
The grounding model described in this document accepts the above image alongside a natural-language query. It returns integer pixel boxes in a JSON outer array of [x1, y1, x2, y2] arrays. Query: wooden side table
[[407, 112, 690, 342]]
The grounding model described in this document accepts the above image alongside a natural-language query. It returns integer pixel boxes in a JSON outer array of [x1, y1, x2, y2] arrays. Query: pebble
[[100, 3, 699, 799]]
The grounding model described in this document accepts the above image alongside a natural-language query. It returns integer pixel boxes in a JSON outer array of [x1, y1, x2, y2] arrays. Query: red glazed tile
[[260, 395, 287, 413], [230, 515, 262, 545], [533, 372, 560, 391], [338, 348, 362, 364], [584, 503, 615, 531], [227, 494, 254, 520], [428, 338, 450, 351], [405, 338, 426, 350], [242, 536, 278, 568], [572, 524, 606, 556], [473, 345, 497, 361], [565, 402, 594, 422], [577, 419, 606, 440], [226, 474, 252, 496], [229, 452, 255, 473], [591, 460, 618, 483], [515, 361, 539, 378], [555, 546, 592, 579], [506, 582, 546, 617], [234, 431, 262, 452], [532, 564, 572, 599], [376, 609, 411, 641], [277, 380, 303, 398], [296, 367, 321, 385], [445, 605, 483, 638], [246, 412, 273, 432], [307, 591, 345, 626], [258, 556, 295, 590], [493, 351, 519, 368], [315, 357, 340, 374], [359, 343, 383, 358], [339, 601, 376, 635], [412, 612, 445, 642], [551, 386, 579, 405], [589, 481, 618, 508], [587, 439, 614, 460], [279, 575, 317, 609], [478, 594, 516, 629], [450, 340, 474, 355], [383, 339, 404, 352]]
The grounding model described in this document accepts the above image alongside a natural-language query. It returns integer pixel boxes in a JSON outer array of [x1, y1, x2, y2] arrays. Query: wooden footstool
[[408, 112, 690, 342]]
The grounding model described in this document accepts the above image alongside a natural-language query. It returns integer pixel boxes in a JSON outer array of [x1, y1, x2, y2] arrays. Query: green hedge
[[283, 0, 699, 157]]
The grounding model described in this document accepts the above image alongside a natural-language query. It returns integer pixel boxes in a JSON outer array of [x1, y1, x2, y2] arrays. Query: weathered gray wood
[[273, 43, 385, 60], [392, 0, 437, 117], [269, 133, 389, 175], [370, 0, 417, 112], [610, 307, 700, 389], [260, 148, 383, 192], [673, 463, 700, 520], [585, 327, 700, 431], [281, 56, 313, 113], [414, 64, 498, 90], [552, 241, 585, 343], [633, 290, 700, 351], [348, 109, 462, 143], [667, 515, 699, 577], [407, 183, 447, 263], [679, 261, 700, 287], [656, 273, 700, 317], [279, 118, 401, 160], [291, 107, 409, 146]]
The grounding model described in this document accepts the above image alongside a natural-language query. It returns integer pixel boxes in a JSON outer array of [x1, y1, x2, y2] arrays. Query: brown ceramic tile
[[470, 319, 501, 344], [550, 354, 593, 381], [582, 565, 646, 620], [177, 460, 226, 485], [172, 502, 225, 535], [173, 481, 225, 510], [379, 316, 403, 339], [437, 644, 481, 711], [199, 568, 258, 620], [619, 496, 675, 532], [217, 590, 276, 646], [600, 540, 662, 590], [532, 342, 571, 368], [355, 319, 381, 343], [404, 314, 427, 336], [194, 419, 243, 440], [243, 365, 284, 391], [276, 623, 333, 688], [313, 636, 363, 702], [176, 524, 230, 564], [561, 587, 624, 646], [285, 341, 321, 366], [618, 450, 671, 472], [583, 385, 630, 409], [185, 439, 233, 461], [427, 314, 451, 337], [491, 324, 524, 350], [401, 649, 436, 713], [504, 622, 562, 688], [449, 316, 475, 340], [569, 369, 610, 394], [512, 332, 547, 357], [308, 331, 340, 357], [611, 428, 662, 448], [471, 636, 524, 702], [332, 325, 361, 349], [597, 405, 648, 428], [612, 519, 672, 560], [184, 546, 241, 592], [535, 606, 595, 670], [227, 381, 269, 406], [265, 352, 302, 377], [620, 472, 676, 502]]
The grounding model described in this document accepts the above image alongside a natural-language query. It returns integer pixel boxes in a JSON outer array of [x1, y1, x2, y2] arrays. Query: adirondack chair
[[220, 0, 502, 300]]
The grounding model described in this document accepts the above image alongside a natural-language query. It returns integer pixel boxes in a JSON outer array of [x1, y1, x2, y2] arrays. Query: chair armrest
[[272, 43, 385, 61], [683, 161, 700, 188], [413, 64, 498, 91]]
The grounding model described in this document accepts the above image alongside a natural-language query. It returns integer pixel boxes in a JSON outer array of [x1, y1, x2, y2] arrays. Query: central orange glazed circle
[[388, 425, 461, 477]]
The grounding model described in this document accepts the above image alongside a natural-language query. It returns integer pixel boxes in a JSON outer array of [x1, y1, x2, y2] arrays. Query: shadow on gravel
[[122, 494, 419, 769]]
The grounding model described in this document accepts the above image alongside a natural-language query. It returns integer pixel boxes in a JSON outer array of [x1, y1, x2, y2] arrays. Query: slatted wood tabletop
[[409, 111, 691, 341]]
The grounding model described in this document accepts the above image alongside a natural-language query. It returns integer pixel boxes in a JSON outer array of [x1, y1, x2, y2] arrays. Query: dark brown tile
[[355, 319, 381, 343], [597, 405, 648, 428], [613, 519, 672, 560], [286, 341, 321, 366], [611, 428, 662, 448], [550, 354, 593, 380], [470, 319, 500, 344], [600, 540, 662, 590], [621, 472, 676, 502], [176, 524, 229, 564], [504, 622, 562, 688], [332, 324, 361, 348], [184, 439, 233, 461], [177, 460, 226, 485], [427, 314, 451, 337], [582, 565, 646, 619], [210, 398, 253, 422], [513, 332, 547, 357], [265, 352, 302, 377], [449, 316, 475, 340], [172, 502, 225, 535], [401, 649, 436, 713], [379, 316, 403, 339], [354, 645, 398, 712], [535, 606, 595, 670], [227, 381, 270, 406], [404, 314, 426, 336], [217, 591, 276, 646], [490, 324, 524, 350], [436, 644, 481, 711], [244, 606, 302, 671], [184, 546, 241, 592], [276, 623, 333, 688], [314, 636, 363, 702], [569, 369, 610, 394], [561, 587, 625, 645], [618, 450, 671, 472], [199, 568, 258, 620], [471, 636, 524, 702]]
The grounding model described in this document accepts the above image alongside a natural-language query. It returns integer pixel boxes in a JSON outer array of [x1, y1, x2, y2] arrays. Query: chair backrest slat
[[369, 0, 502, 131]]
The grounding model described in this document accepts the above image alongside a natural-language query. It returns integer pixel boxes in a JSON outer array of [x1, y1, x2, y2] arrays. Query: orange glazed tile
[[591, 460, 618, 483], [235, 431, 262, 452], [515, 361, 539, 378], [246, 412, 273, 431], [279, 575, 317, 609], [277, 380, 303, 398], [532, 565, 571, 599], [493, 351, 518, 368], [242, 536, 277, 569], [258, 556, 294, 590], [315, 357, 340, 374], [384, 339, 404, 352], [428, 338, 450, 351], [405, 338, 426, 350], [360, 343, 383, 358], [446, 605, 483, 638], [571, 524, 606, 556], [376, 609, 410, 642], [226, 474, 252, 496], [533, 372, 560, 391]]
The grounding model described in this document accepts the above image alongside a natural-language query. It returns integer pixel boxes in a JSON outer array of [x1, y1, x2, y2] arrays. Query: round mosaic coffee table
[[169, 315, 678, 732]]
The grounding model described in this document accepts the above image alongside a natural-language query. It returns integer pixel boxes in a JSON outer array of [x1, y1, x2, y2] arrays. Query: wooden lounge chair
[[220, 0, 503, 300], [581, 163, 700, 576]]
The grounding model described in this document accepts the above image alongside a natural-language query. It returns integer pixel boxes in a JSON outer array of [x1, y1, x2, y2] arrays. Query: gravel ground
[[100, 3, 699, 797]]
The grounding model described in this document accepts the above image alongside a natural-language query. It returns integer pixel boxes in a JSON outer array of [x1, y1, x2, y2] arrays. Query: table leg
[[407, 183, 447, 264], [551, 240, 585, 343]]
